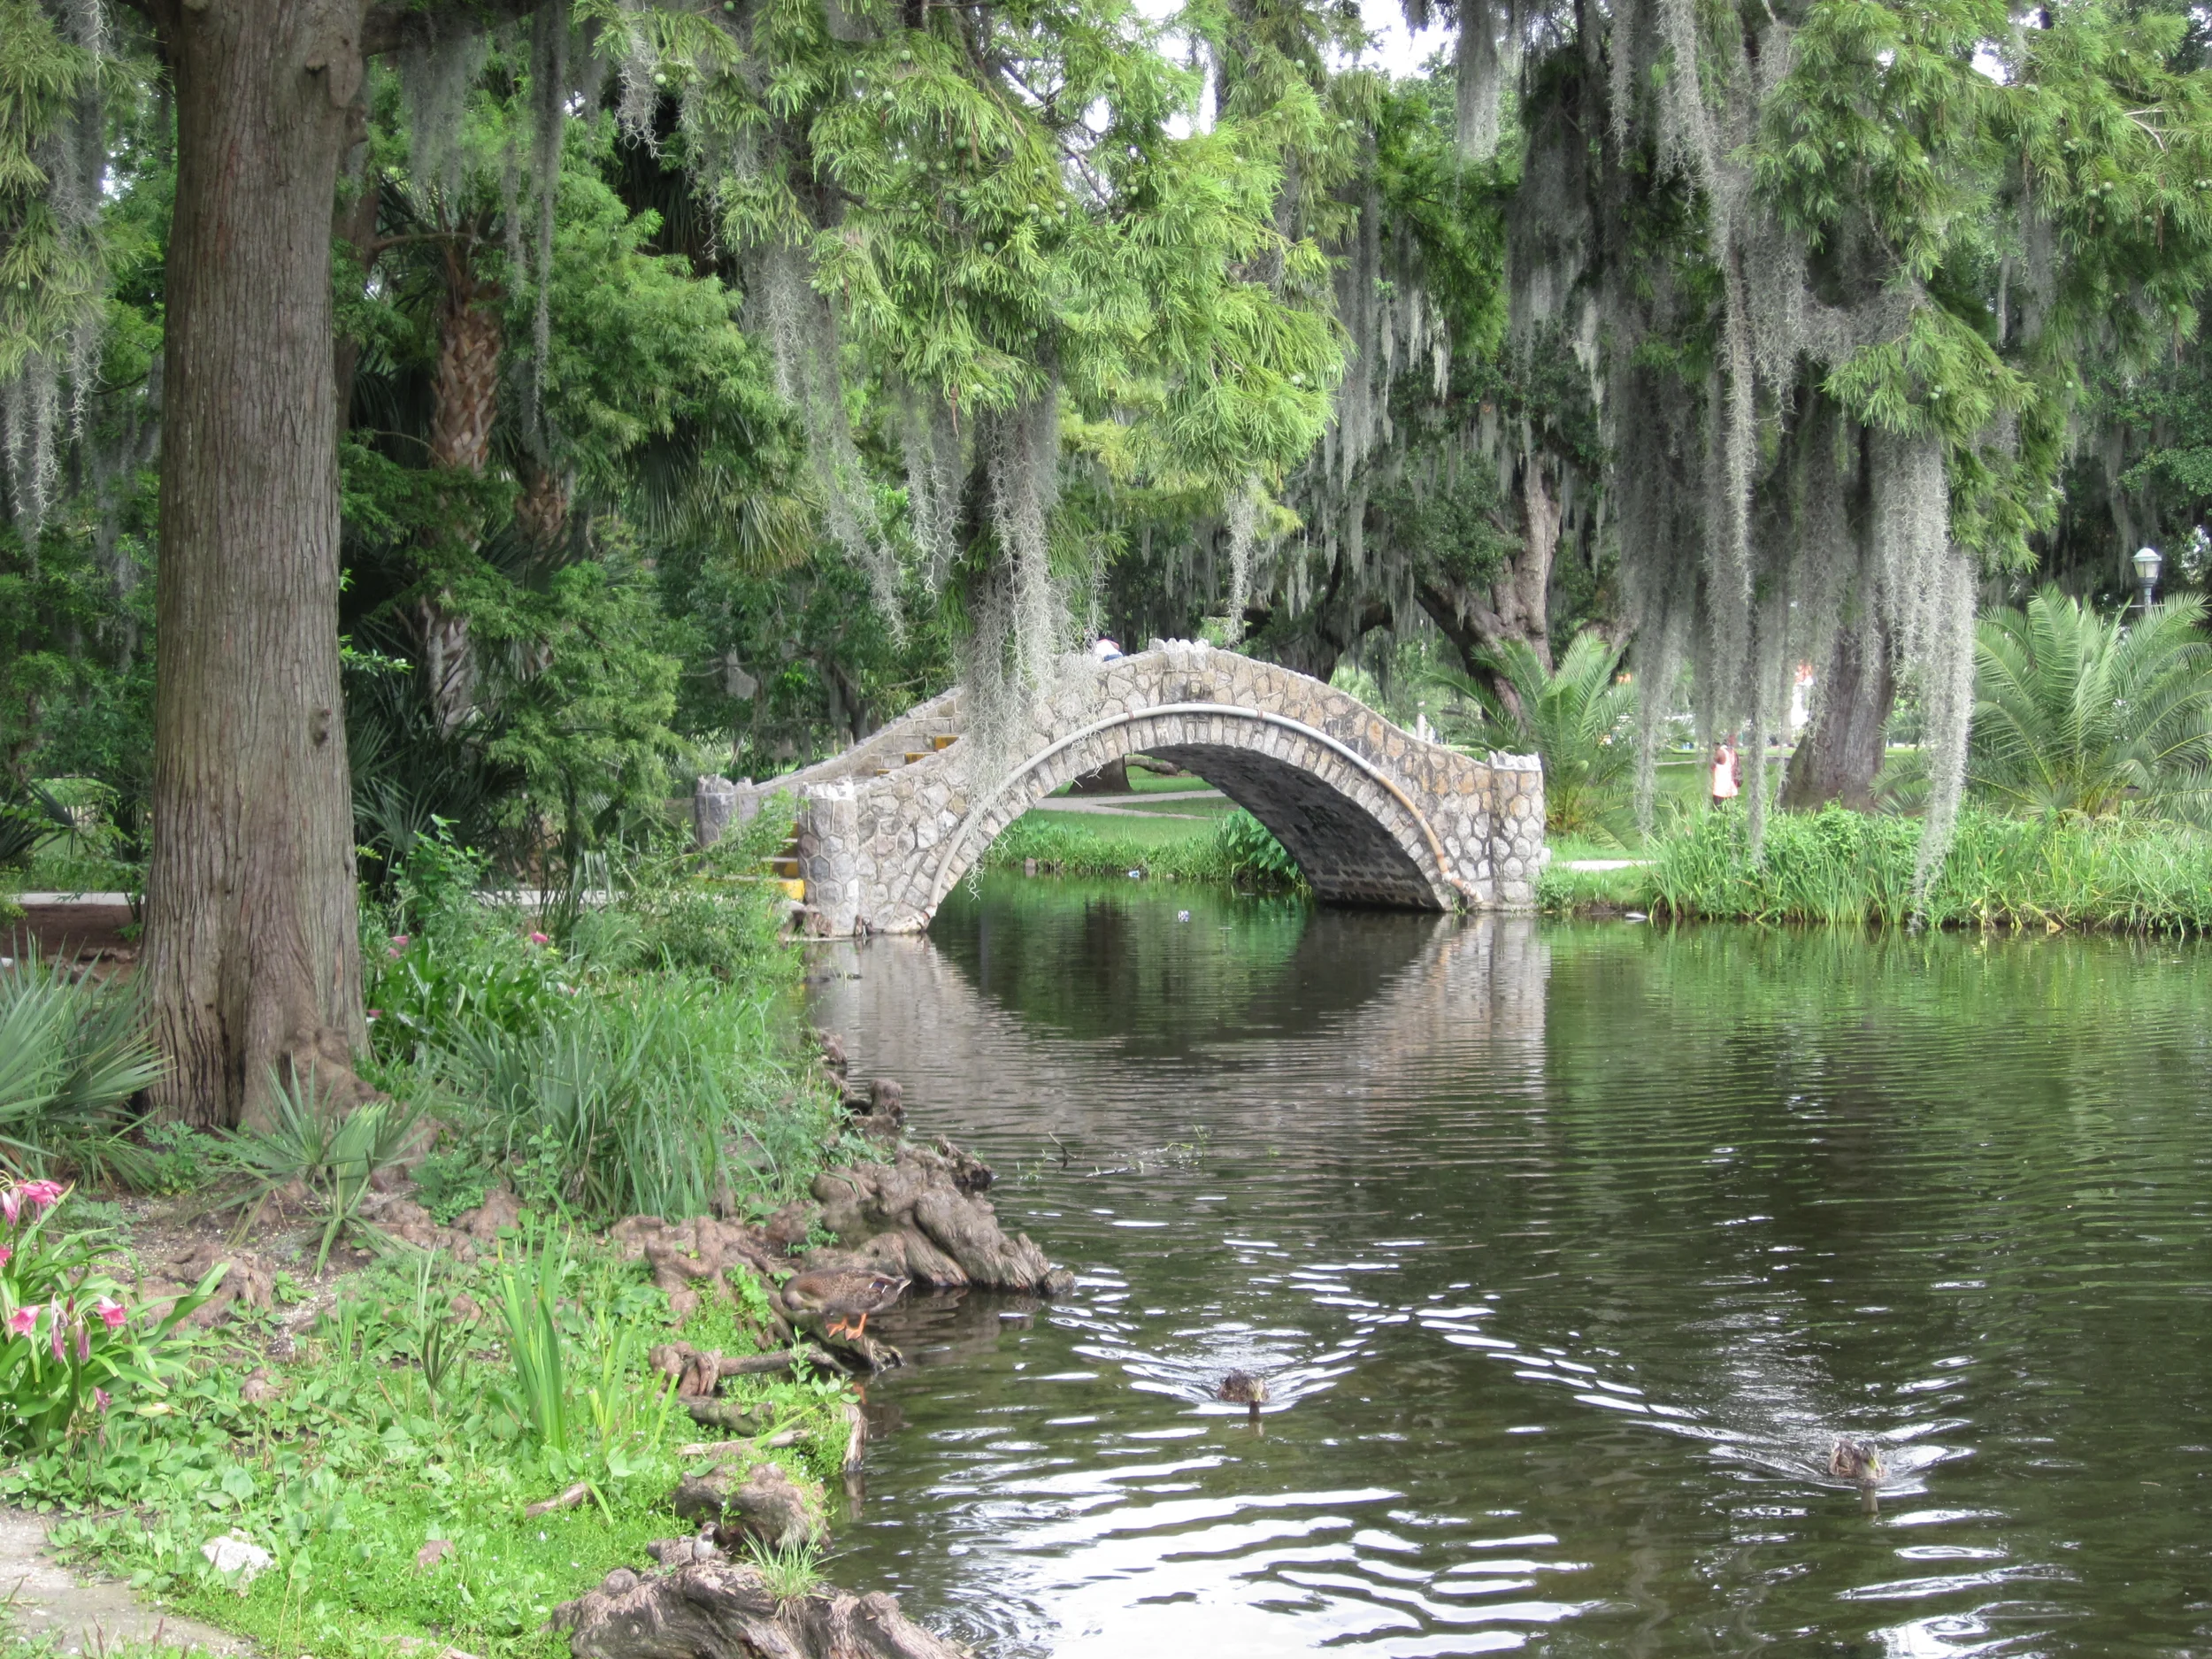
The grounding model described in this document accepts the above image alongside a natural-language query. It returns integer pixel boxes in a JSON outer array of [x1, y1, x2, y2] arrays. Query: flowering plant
[[0, 1179, 224, 1449]]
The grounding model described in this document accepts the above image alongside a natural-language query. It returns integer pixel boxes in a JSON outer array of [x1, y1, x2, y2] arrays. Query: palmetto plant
[[1969, 587, 2212, 826], [1430, 631, 1639, 845], [231, 1075, 422, 1274], [0, 956, 166, 1174]]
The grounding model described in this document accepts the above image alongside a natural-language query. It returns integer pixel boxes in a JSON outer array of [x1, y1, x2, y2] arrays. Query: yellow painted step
[[931, 734, 956, 749]]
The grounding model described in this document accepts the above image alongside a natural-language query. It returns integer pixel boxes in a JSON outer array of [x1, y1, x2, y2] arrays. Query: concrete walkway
[[1031, 788, 1227, 820], [0, 1510, 248, 1655]]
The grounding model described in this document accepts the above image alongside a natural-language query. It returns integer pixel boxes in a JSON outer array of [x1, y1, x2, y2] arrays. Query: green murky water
[[805, 876, 2212, 1656]]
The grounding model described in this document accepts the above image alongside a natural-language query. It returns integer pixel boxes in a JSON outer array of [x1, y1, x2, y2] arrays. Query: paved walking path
[[0, 1510, 248, 1655], [1032, 787, 1227, 819]]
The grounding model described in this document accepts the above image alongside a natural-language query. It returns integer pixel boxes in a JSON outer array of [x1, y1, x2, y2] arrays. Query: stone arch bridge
[[695, 643, 1545, 936]]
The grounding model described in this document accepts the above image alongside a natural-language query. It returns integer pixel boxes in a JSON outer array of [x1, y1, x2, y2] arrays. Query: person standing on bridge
[[1710, 738, 1740, 810]]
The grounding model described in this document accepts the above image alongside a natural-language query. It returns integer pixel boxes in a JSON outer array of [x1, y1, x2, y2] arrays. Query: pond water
[[804, 875, 2212, 1657]]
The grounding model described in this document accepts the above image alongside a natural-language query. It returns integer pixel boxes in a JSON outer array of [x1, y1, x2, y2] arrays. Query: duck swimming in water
[[1218, 1371, 1270, 1425], [1829, 1437, 1885, 1513]]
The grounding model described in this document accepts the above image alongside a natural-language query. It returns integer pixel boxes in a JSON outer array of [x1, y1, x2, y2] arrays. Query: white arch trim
[[927, 701, 1475, 911]]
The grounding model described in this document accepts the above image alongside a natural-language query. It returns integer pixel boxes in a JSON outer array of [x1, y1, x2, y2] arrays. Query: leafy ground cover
[[17, 1221, 854, 1659]]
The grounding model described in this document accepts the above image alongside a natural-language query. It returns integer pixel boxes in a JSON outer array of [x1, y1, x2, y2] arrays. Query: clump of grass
[[1645, 804, 2212, 933], [361, 811, 837, 1227], [743, 1536, 823, 1600]]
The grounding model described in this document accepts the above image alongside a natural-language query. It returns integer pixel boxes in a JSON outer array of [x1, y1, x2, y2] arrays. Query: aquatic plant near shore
[[1643, 805, 2212, 933]]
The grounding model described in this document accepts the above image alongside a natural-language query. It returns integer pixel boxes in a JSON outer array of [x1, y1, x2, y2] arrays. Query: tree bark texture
[[145, 0, 372, 1127], [419, 246, 505, 733], [1780, 619, 1897, 812]]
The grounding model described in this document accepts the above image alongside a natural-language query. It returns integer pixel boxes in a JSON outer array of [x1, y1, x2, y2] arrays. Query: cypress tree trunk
[[144, 0, 372, 1127], [1780, 619, 1897, 812]]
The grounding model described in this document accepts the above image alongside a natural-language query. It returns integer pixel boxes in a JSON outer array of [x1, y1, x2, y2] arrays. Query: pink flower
[[48, 1302, 64, 1362], [390, 934, 411, 949], [0, 1246, 13, 1268], [19, 1181, 63, 1211], [94, 1298, 124, 1329], [1, 1192, 19, 1226], [94, 1388, 110, 1412], [365, 1010, 381, 1022], [7, 1308, 35, 1337], [528, 932, 550, 946], [76, 1325, 88, 1363]]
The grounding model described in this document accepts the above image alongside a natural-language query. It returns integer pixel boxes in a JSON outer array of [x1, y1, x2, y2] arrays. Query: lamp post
[[2134, 545, 2163, 618]]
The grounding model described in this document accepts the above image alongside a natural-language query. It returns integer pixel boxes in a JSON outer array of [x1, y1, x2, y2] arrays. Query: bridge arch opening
[[917, 703, 1463, 921]]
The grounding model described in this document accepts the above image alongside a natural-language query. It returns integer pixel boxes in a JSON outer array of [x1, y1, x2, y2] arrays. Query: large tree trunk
[[144, 0, 371, 1128], [1780, 619, 1896, 811]]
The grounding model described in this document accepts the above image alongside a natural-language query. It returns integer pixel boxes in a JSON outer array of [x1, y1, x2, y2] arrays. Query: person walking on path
[[1710, 738, 1741, 809]]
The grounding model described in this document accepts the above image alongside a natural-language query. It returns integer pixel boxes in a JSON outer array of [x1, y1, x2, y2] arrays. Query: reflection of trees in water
[[1493, 926, 2212, 1558]]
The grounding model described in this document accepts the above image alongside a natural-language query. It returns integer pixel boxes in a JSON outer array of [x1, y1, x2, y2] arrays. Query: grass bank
[[0, 810, 882, 1659], [1543, 805, 2212, 933]]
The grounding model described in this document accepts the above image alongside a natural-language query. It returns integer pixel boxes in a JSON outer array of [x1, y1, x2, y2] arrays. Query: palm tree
[[1430, 632, 1638, 844], [1968, 585, 2212, 825]]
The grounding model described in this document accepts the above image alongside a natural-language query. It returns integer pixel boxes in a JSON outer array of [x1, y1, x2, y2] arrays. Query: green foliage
[[1645, 803, 2212, 933], [1968, 586, 2212, 825], [495, 1231, 574, 1455], [983, 808, 1307, 891], [0, 1180, 220, 1451], [362, 809, 830, 1228], [0, 954, 164, 1175], [230, 1082, 422, 1277], [1, 1234, 851, 1659], [1430, 631, 1637, 845]]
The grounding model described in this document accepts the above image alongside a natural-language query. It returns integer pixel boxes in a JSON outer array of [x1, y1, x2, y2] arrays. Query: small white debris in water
[[1178, 910, 1191, 922], [1624, 911, 1648, 923], [1126, 869, 1141, 879]]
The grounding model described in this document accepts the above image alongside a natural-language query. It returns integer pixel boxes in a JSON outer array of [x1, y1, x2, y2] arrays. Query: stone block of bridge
[[699, 643, 1544, 935]]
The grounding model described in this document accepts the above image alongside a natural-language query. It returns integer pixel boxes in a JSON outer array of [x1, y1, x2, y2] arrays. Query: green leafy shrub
[[0, 953, 165, 1174], [365, 926, 573, 1064], [1969, 586, 2212, 824]]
